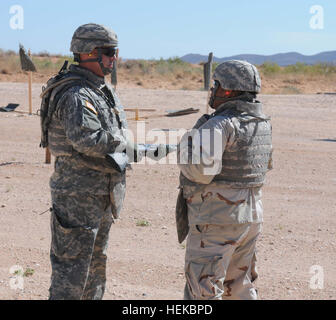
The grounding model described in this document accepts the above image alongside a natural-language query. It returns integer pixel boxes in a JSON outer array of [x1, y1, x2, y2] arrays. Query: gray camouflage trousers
[[49, 192, 113, 300], [184, 223, 262, 300]]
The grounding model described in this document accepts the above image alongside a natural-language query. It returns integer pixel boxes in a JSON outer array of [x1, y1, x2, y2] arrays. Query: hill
[[181, 51, 336, 66]]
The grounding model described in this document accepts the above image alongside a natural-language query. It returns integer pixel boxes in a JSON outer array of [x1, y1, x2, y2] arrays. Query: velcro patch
[[84, 101, 98, 115]]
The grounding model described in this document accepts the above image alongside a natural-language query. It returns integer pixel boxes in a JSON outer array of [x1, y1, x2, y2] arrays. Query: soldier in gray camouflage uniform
[[41, 23, 139, 300], [177, 60, 273, 300]]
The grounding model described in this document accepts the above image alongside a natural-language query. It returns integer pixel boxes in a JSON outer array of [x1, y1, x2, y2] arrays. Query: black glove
[[142, 144, 177, 161]]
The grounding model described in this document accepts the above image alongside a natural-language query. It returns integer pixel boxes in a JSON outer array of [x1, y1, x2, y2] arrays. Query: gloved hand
[[146, 144, 169, 161], [125, 140, 144, 163]]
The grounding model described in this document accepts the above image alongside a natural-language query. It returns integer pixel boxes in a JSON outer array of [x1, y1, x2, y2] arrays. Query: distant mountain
[[180, 51, 336, 66]]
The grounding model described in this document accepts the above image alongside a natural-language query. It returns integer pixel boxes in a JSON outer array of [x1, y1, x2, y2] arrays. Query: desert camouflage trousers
[[184, 222, 262, 300], [49, 192, 113, 300]]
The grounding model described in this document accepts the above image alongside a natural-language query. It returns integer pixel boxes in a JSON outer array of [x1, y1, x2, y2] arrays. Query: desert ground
[[0, 81, 335, 300]]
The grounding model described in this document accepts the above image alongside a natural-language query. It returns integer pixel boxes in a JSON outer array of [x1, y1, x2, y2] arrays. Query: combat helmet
[[213, 60, 261, 93], [70, 23, 118, 75]]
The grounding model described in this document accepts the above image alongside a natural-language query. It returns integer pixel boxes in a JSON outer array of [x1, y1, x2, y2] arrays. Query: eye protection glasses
[[98, 47, 119, 58]]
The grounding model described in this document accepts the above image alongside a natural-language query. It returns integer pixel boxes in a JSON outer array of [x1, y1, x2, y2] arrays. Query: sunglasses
[[98, 47, 119, 57]]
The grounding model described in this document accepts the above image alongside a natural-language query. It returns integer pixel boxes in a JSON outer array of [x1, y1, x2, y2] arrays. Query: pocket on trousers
[[50, 211, 93, 259], [110, 180, 126, 219], [187, 191, 213, 222], [186, 256, 225, 299]]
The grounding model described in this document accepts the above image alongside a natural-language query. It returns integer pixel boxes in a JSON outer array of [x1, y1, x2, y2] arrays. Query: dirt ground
[[0, 81, 335, 300]]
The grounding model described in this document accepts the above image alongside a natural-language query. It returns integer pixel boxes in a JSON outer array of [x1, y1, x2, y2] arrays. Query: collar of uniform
[[215, 99, 267, 118], [69, 64, 105, 87]]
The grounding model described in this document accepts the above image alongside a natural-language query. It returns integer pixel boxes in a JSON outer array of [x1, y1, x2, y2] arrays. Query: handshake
[[106, 142, 177, 173]]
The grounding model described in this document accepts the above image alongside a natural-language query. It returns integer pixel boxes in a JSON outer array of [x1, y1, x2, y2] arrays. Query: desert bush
[[281, 85, 302, 94], [36, 50, 50, 57], [119, 56, 200, 79], [258, 62, 336, 77], [4, 49, 17, 56], [1, 48, 335, 93], [136, 219, 150, 227], [0, 55, 21, 73], [138, 59, 151, 74], [259, 62, 281, 75], [31, 55, 74, 73], [157, 57, 198, 76], [287, 62, 336, 76], [0, 50, 75, 74]]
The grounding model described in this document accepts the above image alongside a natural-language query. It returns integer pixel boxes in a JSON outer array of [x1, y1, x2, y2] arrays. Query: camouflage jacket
[[177, 98, 273, 225], [47, 64, 128, 217]]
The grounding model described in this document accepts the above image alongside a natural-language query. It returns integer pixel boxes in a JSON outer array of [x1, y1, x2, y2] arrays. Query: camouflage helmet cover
[[213, 60, 261, 93], [70, 23, 118, 54]]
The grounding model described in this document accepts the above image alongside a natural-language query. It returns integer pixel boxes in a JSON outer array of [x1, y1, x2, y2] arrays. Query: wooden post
[[28, 50, 33, 115], [204, 52, 213, 114], [203, 52, 213, 91], [45, 148, 51, 164], [124, 108, 156, 120]]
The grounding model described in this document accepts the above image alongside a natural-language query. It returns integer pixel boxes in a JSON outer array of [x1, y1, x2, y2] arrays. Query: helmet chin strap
[[210, 92, 256, 109], [96, 48, 113, 75], [209, 82, 233, 109], [209, 92, 248, 109], [208, 81, 219, 109], [77, 48, 113, 76], [209, 84, 246, 109]]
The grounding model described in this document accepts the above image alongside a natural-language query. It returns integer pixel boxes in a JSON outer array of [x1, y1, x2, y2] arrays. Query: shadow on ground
[[314, 139, 336, 143]]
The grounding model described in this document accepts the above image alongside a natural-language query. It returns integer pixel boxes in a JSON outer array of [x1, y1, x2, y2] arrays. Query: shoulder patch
[[84, 101, 98, 115]]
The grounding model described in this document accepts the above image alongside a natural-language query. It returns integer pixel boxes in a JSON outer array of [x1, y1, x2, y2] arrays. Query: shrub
[[36, 51, 50, 57], [136, 219, 150, 227], [260, 62, 281, 75]]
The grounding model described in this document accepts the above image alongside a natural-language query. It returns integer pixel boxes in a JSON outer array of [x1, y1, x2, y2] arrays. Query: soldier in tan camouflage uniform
[[177, 60, 273, 300], [40, 23, 144, 300]]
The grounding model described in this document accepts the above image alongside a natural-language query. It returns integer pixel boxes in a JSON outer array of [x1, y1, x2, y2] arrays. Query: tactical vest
[[41, 63, 128, 218], [40, 63, 127, 173], [180, 99, 272, 197], [212, 109, 272, 187], [40, 61, 85, 149]]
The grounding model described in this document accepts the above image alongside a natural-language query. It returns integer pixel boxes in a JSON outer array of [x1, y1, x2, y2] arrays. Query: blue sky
[[1, 0, 335, 59]]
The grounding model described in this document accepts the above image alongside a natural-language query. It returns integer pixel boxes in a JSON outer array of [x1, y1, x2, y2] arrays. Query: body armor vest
[[212, 112, 272, 187], [45, 66, 127, 173], [213, 100, 272, 187], [180, 99, 272, 197]]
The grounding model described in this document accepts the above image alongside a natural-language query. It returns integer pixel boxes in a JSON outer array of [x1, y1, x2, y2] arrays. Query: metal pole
[[111, 60, 117, 90]]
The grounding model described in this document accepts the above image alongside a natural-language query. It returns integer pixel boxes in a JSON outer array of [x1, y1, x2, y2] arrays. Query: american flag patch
[[84, 101, 98, 115]]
